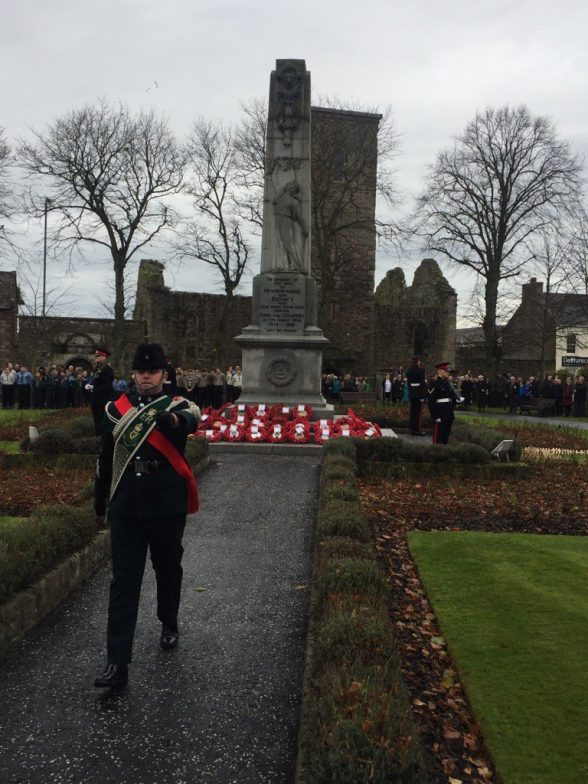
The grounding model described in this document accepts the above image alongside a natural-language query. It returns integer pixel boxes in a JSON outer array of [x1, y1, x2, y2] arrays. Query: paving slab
[[0, 453, 319, 784]]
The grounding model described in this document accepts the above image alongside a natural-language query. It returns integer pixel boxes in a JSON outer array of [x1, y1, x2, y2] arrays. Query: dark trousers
[[92, 405, 106, 435], [1, 385, 15, 408], [107, 514, 186, 664], [409, 398, 422, 434], [17, 385, 31, 408], [432, 418, 453, 445]]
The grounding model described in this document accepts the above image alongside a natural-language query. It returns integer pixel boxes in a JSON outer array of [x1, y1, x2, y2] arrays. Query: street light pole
[[42, 198, 50, 318]]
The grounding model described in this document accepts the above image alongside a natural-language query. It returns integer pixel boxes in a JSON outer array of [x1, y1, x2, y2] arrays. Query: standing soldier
[[427, 362, 458, 445], [90, 348, 114, 435], [406, 355, 426, 436], [93, 342, 200, 689]]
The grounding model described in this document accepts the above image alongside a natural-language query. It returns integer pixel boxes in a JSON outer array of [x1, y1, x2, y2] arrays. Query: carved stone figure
[[273, 182, 308, 272]]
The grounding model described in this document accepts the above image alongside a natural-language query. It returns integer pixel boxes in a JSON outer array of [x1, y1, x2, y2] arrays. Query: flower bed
[[193, 404, 382, 444]]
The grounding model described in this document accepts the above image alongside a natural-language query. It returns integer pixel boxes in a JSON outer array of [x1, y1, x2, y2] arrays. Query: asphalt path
[[0, 453, 319, 784]]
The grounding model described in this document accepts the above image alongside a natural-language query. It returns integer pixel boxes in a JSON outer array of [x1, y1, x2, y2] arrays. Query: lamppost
[[42, 197, 51, 318]]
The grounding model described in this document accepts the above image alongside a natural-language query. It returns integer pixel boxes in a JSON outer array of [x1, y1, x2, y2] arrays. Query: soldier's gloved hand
[[435, 418, 441, 423], [156, 411, 178, 433]]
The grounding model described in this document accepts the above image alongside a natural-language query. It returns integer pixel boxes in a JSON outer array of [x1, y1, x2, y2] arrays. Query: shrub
[[316, 536, 374, 562], [320, 483, 359, 507], [301, 662, 427, 784], [321, 453, 357, 475], [185, 437, 209, 466], [315, 557, 389, 602], [29, 429, 75, 457], [320, 463, 357, 485], [61, 415, 96, 438], [0, 503, 98, 603], [298, 425, 427, 784], [313, 608, 394, 668], [322, 438, 357, 461], [318, 498, 369, 541], [452, 420, 523, 460]]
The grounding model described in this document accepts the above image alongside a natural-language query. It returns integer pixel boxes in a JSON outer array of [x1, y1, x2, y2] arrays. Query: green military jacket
[[94, 392, 198, 520]]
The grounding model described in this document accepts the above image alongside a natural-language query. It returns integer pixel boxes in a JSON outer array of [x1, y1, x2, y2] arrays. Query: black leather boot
[[94, 663, 129, 688], [160, 623, 179, 650]]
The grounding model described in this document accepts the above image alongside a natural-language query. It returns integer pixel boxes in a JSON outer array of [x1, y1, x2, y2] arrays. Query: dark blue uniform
[[406, 363, 426, 435], [427, 377, 457, 445]]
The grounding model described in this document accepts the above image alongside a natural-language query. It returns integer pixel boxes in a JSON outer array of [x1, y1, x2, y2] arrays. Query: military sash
[[110, 394, 199, 513]]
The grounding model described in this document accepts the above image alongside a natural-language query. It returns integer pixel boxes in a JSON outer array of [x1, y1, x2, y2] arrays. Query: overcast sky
[[2, 0, 587, 321]]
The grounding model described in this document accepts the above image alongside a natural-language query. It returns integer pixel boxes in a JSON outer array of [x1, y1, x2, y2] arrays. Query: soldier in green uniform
[[94, 343, 200, 689]]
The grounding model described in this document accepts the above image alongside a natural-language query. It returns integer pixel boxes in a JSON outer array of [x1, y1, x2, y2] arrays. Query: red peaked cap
[[95, 348, 110, 358], [435, 362, 450, 371]]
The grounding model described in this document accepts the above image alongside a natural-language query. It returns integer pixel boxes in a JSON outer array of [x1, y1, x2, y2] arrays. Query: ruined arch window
[[413, 322, 427, 357], [567, 333, 577, 353]]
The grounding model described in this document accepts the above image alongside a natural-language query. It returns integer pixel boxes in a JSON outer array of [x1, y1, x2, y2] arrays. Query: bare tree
[[0, 127, 18, 257], [414, 105, 582, 375], [566, 202, 588, 294], [524, 223, 576, 376], [18, 99, 185, 370], [176, 119, 252, 297], [17, 261, 76, 369], [232, 98, 267, 231]]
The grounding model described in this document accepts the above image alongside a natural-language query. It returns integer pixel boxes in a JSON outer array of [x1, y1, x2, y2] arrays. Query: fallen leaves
[[0, 466, 90, 515], [360, 479, 498, 783]]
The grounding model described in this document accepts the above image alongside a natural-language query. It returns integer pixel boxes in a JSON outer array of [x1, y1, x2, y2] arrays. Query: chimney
[[522, 278, 543, 304]]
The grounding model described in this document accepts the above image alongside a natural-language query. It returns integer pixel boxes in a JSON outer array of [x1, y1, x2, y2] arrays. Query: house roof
[[549, 293, 588, 327]]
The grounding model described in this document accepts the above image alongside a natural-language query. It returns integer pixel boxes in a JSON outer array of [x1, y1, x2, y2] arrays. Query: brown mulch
[[359, 463, 588, 783], [0, 466, 91, 515]]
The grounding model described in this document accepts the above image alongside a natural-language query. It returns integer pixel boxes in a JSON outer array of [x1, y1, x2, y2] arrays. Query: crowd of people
[[0, 359, 243, 411], [459, 372, 588, 417], [379, 368, 588, 418], [3, 355, 588, 420], [321, 373, 374, 400]]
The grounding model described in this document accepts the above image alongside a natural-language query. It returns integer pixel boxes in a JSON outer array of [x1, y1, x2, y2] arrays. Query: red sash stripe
[[113, 395, 199, 513]]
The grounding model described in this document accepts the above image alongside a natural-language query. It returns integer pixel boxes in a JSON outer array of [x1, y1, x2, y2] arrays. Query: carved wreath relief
[[264, 353, 298, 387]]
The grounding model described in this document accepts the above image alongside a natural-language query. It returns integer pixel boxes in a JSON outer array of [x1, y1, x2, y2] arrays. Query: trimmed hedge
[[451, 419, 523, 460], [296, 438, 427, 784], [185, 436, 209, 467], [0, 503, 98, 603], [354, 436, 493, 467]]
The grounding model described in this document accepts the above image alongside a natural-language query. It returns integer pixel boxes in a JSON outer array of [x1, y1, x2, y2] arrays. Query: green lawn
[[0, 440, 21, 453], [0, 516, 26, 528], [408, 531, 588, 784]]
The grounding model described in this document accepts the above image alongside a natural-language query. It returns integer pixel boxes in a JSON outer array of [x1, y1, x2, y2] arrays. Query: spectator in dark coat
[[574, 376, 587, 417], [552, 377, 563, 416], [562, 377, 574, 416]]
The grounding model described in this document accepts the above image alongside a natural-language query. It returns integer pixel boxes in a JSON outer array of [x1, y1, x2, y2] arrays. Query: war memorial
[[1, 56, 587, 784]]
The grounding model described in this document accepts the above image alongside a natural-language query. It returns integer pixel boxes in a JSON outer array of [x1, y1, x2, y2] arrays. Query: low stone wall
[[0, 529, 111, 658]]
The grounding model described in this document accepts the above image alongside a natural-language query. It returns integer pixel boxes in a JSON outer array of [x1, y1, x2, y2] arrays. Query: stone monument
[[235, 59, 332, 415]]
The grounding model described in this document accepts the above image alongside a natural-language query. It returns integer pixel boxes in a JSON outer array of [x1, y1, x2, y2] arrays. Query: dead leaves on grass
[[366, 508, 494, 783]]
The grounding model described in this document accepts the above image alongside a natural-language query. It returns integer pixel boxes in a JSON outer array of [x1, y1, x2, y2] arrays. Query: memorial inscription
[[258, 274, 305, 334]]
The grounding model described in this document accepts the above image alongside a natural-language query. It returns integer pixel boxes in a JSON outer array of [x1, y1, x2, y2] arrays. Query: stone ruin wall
[[374, 259, 457, 375]]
